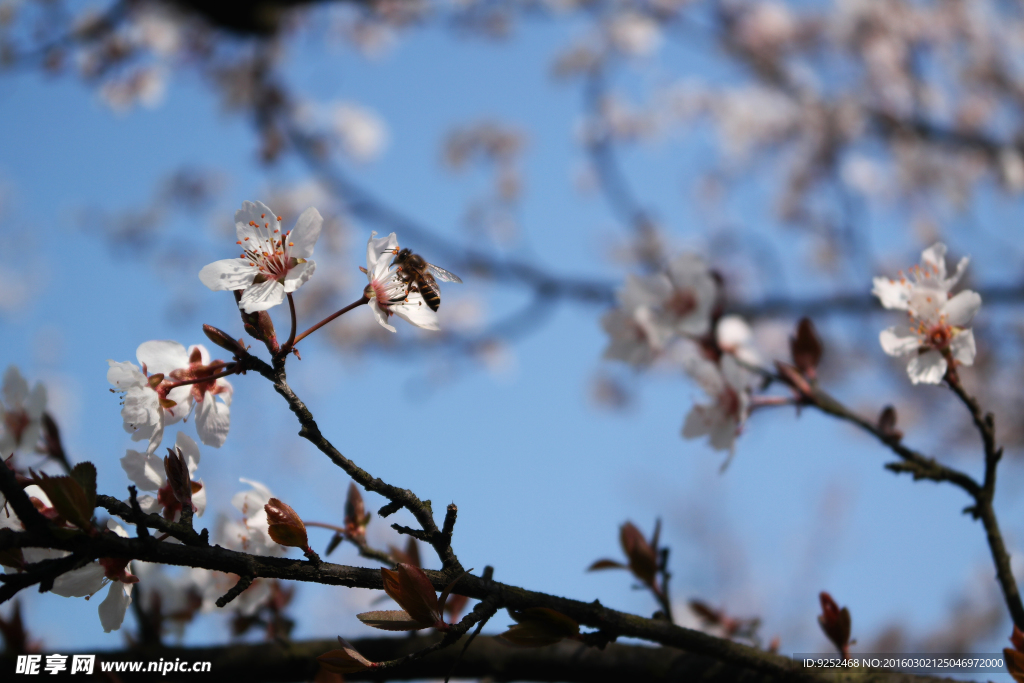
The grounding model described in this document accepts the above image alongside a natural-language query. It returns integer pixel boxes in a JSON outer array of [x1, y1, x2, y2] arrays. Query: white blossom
[[0, 366, 46, 456], [600, 274, 672, 367], [872, 243, 981, 384], [3, 515, 136, 632], [199, 201, 323, 313], [681, 351, 754, 456], [120, 431, 206, 520], [363, 232, 440, 333], [333, 102, 388, 162]]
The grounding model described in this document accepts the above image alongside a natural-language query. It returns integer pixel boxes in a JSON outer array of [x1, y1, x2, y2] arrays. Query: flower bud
[[265, 498, 309, 550], [790, 318, 823, 379], [817, 592, 851, 659], [202, 324, 247, 356]]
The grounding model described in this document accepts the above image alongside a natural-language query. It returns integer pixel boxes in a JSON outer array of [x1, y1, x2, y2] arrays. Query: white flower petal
[[682, 404, 713, 439], [106, 360, 144, 389], [195, 393, 230, 448], [907, 350, 946, 384], [393, 292, 440, 331], [120, 449, 165, 491], [26, 383, 46, 419], [920, 242, 948, 281], [369, 300, 397, 333], [619, 273, 671, 310], [137, 494, 161, 514], [98, 581, 132, 633], [871, 276, 911, 310], [2, 366, 28, 406], [107, 519, 130, 537], [137, 340, 189, 376], [366, 232, 399, 275], [680, 346, 725, 396], [234, 200, 277, 241], [163, 385, 192, 425], [879, 326, 920, 357], [233, 479, 273, 517], [950, 329, 976, 366], [282, 260, 316, 293], [942, 290, 982, 327], [198, 258, 257, 292], [238, 278, 284, 313], [287, 207, 323, 259], [946, 256, 969, 289], [192, 479, 207, 517], [174, 432, 201, 474], [52, 562, 106, 598]]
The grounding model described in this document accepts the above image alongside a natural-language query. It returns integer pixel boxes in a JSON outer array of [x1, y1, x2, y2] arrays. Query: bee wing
[[426, 263, 463, 284]]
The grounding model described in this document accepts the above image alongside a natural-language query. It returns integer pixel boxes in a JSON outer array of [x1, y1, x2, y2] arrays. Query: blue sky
[[0, 8, 1020, 679]]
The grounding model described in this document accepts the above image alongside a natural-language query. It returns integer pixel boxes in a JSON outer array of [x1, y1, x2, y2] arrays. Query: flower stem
[[279, 293, 298, 357], [304, 521, 347, 534], [291, 296, 369, 347], [162, 365, 239, 390]]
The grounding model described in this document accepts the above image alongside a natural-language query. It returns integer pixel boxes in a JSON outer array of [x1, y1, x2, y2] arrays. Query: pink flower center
[[719, 386, 741, 419], [235, 214, 294, 282], [4, 409, 29, 445], [667, 289, 697, 318]]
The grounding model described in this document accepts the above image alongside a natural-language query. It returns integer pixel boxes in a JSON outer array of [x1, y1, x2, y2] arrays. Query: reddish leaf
[[380, 564, 441, 628], [438, 568, 471, 614], [445, 593, 469, 623], [620, 522, 657, 587], [1012, 625, 1024, 653], [343, 483, 370, 542], [499, 608, 580, 648], [163, 448, 193, 508], [587, 559, 627, 571], [30, 471, 93, 531], [356, 610, 425, 631], [265, 498, 309, 549], [316, 637, 375, 673], [817, 592, 851, 658], [877, 406, 903, 442], [791, 318, 823, 378], [689, 599, 723, 625], [389, 537, 420, 567], [1007, 648, 1024, 683]]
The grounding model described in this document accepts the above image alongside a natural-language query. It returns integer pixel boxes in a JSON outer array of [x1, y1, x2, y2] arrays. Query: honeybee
[[389, 247, 463, 311]]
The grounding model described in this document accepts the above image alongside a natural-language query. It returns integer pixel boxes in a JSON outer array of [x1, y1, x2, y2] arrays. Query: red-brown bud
[[202, 324, 247, 356], [791, 318, 823, 379], [265, 498, 309, 550], [817, 591, 851, 659]]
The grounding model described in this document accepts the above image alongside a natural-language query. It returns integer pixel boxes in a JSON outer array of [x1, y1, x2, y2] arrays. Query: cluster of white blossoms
[[1, 489, 137, 633], [188, 479, 286, 618], [120, 432, 206, 523], [199, 200, 440, 333], [872, 243, 982, 385], [601, 253, 760, 455], [107, 341, 232, 455]]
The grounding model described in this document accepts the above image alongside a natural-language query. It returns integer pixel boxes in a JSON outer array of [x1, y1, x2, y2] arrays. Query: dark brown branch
[[242, 352, 464, 574], [772, 371, 1024, 629], [216, 574, 254, 608], [96, 494, 208, 547]]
